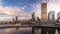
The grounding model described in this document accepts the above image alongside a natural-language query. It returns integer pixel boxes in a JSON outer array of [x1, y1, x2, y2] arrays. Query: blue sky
[[0, 0, 43, 20], [2, 0, 41, 13], [0, 0, 60, 20]]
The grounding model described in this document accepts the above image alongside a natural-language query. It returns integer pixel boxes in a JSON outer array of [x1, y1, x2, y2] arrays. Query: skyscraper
[[48, 11, 55, 20], [41, 3, 48, 21], [57, 12, 60, 19], [32, 12, 36, 21], [12, 18, 15, 21], [15, 16, 18, 21]]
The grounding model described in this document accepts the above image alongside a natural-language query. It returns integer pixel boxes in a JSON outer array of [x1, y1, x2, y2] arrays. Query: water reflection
[[0, 28, 59, 34], [0, 28, 32, 34]]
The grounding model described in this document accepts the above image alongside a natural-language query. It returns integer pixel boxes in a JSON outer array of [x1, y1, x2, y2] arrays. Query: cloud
[[47, 0, 60, 19], [0, 6, 30, 17]]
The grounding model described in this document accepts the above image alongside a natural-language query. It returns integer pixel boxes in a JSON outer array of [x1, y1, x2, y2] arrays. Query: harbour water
[[0, 28, 32, 34], [0, 28, 59, 34]]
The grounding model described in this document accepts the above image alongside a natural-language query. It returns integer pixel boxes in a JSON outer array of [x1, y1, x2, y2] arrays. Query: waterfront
[[0, 28, 59, 34]]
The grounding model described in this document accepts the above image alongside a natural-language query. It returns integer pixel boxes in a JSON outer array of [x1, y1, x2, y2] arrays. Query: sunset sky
[[0, 0, 60, 20]]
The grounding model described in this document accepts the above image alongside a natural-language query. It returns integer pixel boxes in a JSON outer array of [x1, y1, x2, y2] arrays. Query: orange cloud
[[0, 6, 30, 17]]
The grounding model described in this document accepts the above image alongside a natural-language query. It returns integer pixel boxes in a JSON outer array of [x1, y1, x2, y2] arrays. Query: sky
[[0, 0, 60, 20]]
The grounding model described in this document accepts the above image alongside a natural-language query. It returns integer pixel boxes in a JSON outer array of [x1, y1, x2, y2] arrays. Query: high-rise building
[[15, 16, 18, 21], [57, 12, 60, 19], [41, 3, 48, 21], [32, 12, 36, 21], [48, 11, 55, 20], [12, 18, 15, 21]]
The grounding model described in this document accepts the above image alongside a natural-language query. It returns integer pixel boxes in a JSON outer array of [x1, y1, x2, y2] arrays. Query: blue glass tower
[[48, 11, 55, 20]]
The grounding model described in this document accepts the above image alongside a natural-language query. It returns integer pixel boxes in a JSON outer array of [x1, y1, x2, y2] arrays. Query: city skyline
[[0, 0, 60, 20]]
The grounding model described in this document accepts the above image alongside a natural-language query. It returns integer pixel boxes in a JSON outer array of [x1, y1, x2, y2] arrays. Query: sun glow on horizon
[[47, 1, 60, 19]]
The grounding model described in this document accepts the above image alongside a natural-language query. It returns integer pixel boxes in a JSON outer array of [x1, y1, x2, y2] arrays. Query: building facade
[[41, 3, 48, 21], [32, 12, 36, 21], [15, 16, 18, 21], [57, 12, 60, 19], [48, 11, 55, 20]]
